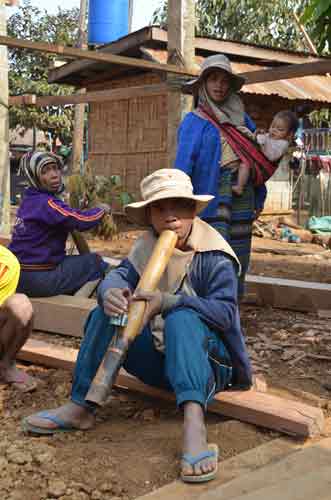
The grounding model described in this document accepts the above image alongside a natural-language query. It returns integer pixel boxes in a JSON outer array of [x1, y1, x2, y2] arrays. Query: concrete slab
[[221, 466, 331, 500], [197, 438, 331, 500], [138, 438, 304, 500]]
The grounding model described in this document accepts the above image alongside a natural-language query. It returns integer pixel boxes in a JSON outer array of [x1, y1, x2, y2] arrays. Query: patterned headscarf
[[19, 151, 64, 193], [198, 82, 246, 127]]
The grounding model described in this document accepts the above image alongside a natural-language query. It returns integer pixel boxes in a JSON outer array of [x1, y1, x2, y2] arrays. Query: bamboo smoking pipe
[[85, 229, 178, 405]]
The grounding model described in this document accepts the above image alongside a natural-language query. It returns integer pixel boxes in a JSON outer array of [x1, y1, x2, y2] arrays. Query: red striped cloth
[[198, 107, 279, 185]]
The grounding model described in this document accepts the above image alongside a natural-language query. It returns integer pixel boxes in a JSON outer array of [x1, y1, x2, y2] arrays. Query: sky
[[8, 0, 164, 31]]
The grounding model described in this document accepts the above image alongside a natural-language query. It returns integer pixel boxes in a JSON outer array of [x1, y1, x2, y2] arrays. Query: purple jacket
[[9, 188, 105, 270]]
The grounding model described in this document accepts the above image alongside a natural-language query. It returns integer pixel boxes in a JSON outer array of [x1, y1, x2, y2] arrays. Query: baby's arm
[[259, 136, 289, 162]]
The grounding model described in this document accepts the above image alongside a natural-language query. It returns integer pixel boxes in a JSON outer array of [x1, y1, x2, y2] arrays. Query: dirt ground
[[1, 229, 331, 500]]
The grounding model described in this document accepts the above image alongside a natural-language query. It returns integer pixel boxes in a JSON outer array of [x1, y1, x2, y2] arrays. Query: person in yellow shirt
[[0, 245, 35, 391]]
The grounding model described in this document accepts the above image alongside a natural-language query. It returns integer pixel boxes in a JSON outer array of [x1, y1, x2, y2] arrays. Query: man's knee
[[4, 294, 33, 328], [165, 308, 203, 343]]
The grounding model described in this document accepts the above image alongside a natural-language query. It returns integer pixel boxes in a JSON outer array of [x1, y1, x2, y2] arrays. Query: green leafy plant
[[302, 0, 331, 52], [66, 163, 135, 240]]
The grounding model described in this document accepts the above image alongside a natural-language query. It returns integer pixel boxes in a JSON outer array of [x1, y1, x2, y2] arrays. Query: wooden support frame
[[18, 338, 325, 438], [9, 83, 170, 107], [1, 34, 331, 88], [9, 94, 36, 105], [241, 59, 331, 84], [0, 35, 198, 77]]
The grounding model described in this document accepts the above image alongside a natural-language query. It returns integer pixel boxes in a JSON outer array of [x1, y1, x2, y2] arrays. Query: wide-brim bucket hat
[[125, 169, 214, 226], [183, 54, 246, 96]]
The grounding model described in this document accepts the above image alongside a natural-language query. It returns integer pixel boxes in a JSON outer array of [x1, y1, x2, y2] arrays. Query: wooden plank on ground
[[74, 279, 100, 298], [318, 310, 331, 319], [252, 244, 327, 257], [246, 274, 331, 312], [18, 338, 325, 438], [31, 295, 96, 337], [261, 209, 294, 216]]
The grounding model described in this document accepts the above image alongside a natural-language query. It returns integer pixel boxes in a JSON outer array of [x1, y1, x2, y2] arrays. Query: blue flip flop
[[21, 411, 79, 435], [181, 443, 219, 483]]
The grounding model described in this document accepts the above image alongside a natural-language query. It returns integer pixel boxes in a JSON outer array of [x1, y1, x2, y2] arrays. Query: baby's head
[[269, 111, 299, 141], [125, 169, 213, 250]]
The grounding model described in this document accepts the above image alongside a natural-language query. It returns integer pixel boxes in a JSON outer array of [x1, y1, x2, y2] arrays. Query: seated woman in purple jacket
[[9, 151, 109, 297]]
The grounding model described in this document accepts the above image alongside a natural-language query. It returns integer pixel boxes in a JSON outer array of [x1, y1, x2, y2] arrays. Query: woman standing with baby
[[175, 54, 297, 298]]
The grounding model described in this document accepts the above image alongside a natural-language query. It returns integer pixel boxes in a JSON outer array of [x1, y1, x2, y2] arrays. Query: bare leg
[[24, 402, 96, 431], [232, 163, 250, 196], [0, 294, 36, 391], [181, 402, 216, 477]]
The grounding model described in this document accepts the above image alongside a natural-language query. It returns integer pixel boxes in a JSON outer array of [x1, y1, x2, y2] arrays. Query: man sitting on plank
[[0, 245, 35, 391], [23, 169, 251, 483]]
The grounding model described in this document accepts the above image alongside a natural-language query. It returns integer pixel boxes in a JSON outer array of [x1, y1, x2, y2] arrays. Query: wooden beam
[[167, 0, 195, 167], [8, 83, 170, 107], [246, 274, 331, 312], [0, 35, 198, 77], [0, 2, 10, 234], [5, 33, 329, 88], [49, 26, 324, 86], [243, 59, 331, 85], [31, 295, 96, 337], [9, 94, 36, 106], [48, 26, 155, 84], [151, 27, 324, 65], [18, 338, 324, 437]]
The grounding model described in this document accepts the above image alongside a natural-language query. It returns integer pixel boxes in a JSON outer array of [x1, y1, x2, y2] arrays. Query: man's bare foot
[[232, 185, 243, 196], [0, 363, 37, 392], [24, 402, 96, 432], [181, 402, 217, 478]]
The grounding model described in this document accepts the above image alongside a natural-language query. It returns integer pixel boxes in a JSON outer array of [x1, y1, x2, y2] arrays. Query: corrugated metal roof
[[143, 48, 331, 105]]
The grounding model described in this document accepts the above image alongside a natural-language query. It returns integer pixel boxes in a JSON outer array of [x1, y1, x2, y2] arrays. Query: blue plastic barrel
[[88, 0, 129, 45]]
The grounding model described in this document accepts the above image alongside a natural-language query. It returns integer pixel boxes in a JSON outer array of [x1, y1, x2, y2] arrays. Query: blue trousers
[[71, 306, 233, 412], [17, 254, 108, 297]]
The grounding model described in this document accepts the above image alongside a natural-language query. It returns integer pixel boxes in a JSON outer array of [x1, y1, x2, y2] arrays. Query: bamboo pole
[[0, 35, 198, 77], [71, 0, 87, 174], [0, 1, 10, 234], [167, 0, 195, 167]]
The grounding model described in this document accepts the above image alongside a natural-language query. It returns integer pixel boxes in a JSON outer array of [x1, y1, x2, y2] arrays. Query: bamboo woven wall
[[88, 73, 168, 203]]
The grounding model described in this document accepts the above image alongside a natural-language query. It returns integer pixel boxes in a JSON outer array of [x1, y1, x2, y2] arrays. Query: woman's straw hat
[[125, 169, 213, 225], [183, 54, 246, 95]]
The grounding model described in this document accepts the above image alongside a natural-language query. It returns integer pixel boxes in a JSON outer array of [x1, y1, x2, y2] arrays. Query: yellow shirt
[[0, 245, 20, 306]]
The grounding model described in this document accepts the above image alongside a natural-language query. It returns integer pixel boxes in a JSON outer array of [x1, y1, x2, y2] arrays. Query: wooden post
[[71, 0, 87, 175], [128, 0, 134, 33], [0, 0, 10, 234], [167, 0, 195, 168]]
